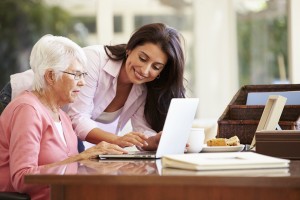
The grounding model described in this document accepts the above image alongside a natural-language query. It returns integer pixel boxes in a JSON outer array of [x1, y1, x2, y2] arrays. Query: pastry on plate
[[207, 136, 240, 146]]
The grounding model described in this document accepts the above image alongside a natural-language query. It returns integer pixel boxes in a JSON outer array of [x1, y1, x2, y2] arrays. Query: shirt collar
[[103, 59, 123, 78]]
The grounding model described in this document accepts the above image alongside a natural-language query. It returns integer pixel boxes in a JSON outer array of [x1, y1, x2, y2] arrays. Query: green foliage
[[268, 16, 288, 78], [237, 18, 251, 86], [0, 0, 73, 88], [237, 11, 288, 86]]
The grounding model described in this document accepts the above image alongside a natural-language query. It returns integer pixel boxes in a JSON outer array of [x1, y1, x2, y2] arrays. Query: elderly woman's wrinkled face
[[125, 42, 167, 84], [53, 60, 86, 105]]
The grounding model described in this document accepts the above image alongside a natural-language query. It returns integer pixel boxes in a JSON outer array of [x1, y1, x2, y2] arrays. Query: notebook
[[99, 98, 199, 159], [162, 152, 290, 171]]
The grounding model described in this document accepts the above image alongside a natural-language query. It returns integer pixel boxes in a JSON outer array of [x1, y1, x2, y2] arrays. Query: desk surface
[[25, 159, 300, 184], [25, 159, 300, 200]]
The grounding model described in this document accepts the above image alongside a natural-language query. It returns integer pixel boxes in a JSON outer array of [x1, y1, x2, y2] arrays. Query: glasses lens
[[74, 72, 87, 80]]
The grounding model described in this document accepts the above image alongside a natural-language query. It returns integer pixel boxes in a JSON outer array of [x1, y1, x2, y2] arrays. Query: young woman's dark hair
[[104, 23, 186, 132]]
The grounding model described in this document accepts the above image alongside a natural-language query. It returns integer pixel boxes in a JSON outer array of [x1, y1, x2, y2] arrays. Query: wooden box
[[256, 130, 300, 159], [218, 84, 300, 144]]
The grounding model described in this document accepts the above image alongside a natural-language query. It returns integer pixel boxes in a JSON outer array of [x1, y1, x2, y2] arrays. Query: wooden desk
[[25, 159, 300, 200]]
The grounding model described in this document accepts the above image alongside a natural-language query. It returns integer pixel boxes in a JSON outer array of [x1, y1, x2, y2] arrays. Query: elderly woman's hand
[[113, 132, 148, 148], [79, 141, 128, 160], [45, 142, 127, 168]]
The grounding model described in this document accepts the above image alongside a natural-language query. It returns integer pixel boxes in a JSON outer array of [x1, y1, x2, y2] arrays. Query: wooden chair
[[0, 192, 30, 200]]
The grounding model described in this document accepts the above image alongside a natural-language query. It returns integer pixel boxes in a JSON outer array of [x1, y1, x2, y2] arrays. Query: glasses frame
[[60, 71, 88, 80]]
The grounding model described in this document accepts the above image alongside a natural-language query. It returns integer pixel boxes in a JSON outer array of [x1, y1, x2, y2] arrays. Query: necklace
[[33, 91, 60, 121]]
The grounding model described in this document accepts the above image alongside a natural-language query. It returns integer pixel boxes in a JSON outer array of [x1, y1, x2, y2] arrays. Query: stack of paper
[[162, 152, 290, 171]]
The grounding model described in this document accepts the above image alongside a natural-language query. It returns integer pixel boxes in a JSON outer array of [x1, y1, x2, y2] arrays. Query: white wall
[[288, 0, 300, 84], [96, 0, 113, 44], [193, 0, 239, 119]]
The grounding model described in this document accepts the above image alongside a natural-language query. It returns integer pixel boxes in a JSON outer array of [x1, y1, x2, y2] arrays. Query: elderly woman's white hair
[[30, 34, 87, 92]]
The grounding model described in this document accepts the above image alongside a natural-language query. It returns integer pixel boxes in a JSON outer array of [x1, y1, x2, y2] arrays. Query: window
[[134, 14, 192, 31], [114, 15, 123, 33], [236, 0, 288, 85]]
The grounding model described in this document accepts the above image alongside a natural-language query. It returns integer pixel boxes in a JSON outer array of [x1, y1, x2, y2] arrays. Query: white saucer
[[201, 144, 245, 153]]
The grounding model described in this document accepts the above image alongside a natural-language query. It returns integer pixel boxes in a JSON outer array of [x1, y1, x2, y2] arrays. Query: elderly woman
[[0, 35, 127, 200]]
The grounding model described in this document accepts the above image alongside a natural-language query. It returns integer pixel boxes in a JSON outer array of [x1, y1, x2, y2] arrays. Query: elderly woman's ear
[[44, 69, 55, 86]]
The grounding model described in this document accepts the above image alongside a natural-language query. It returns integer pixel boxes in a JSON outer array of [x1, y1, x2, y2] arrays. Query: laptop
[[99, 98, 199, 159]]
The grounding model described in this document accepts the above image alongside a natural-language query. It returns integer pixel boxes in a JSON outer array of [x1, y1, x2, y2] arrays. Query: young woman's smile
[[125, 42, 167, 84]]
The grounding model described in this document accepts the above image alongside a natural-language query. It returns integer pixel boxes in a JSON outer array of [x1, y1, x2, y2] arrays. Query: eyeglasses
[[60, 71, 88, 80]]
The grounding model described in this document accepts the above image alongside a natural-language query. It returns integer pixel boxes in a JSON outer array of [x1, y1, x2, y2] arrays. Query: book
[[162, 167, 290, 177], [161, 152, 290, 171]]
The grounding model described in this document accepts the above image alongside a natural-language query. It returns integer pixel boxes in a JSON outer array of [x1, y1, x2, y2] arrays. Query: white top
[[66, 45, 156, 139], [55, 121, 67, 146], [96, 108, 123, 124]]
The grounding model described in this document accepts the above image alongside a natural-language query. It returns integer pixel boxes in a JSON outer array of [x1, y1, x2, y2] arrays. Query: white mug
[[186, 128, 205, 153]]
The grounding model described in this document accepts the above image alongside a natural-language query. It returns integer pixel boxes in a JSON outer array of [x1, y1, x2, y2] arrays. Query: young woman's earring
[[156, 74, 160, 79]]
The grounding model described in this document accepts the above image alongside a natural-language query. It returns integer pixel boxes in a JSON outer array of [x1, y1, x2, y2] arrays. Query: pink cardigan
[[0, 91, 78, 200]]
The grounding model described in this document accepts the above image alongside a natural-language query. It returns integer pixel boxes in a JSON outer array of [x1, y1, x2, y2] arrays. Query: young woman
[[67, 23, 186, 151]]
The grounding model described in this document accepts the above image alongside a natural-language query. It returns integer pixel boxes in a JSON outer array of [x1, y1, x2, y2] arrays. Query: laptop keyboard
[[127, 151, 156, 155]]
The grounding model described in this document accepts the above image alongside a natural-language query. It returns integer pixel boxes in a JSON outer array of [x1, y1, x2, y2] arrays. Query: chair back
[[0, 192, 31, 200]]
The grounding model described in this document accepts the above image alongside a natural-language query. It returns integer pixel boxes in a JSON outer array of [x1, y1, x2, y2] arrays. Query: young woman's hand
[[141, 132, 162, 151], [113, 132, 148, 148]]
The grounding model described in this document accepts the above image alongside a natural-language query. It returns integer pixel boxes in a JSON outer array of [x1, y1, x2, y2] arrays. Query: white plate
[[201, 144, 245, 153]]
